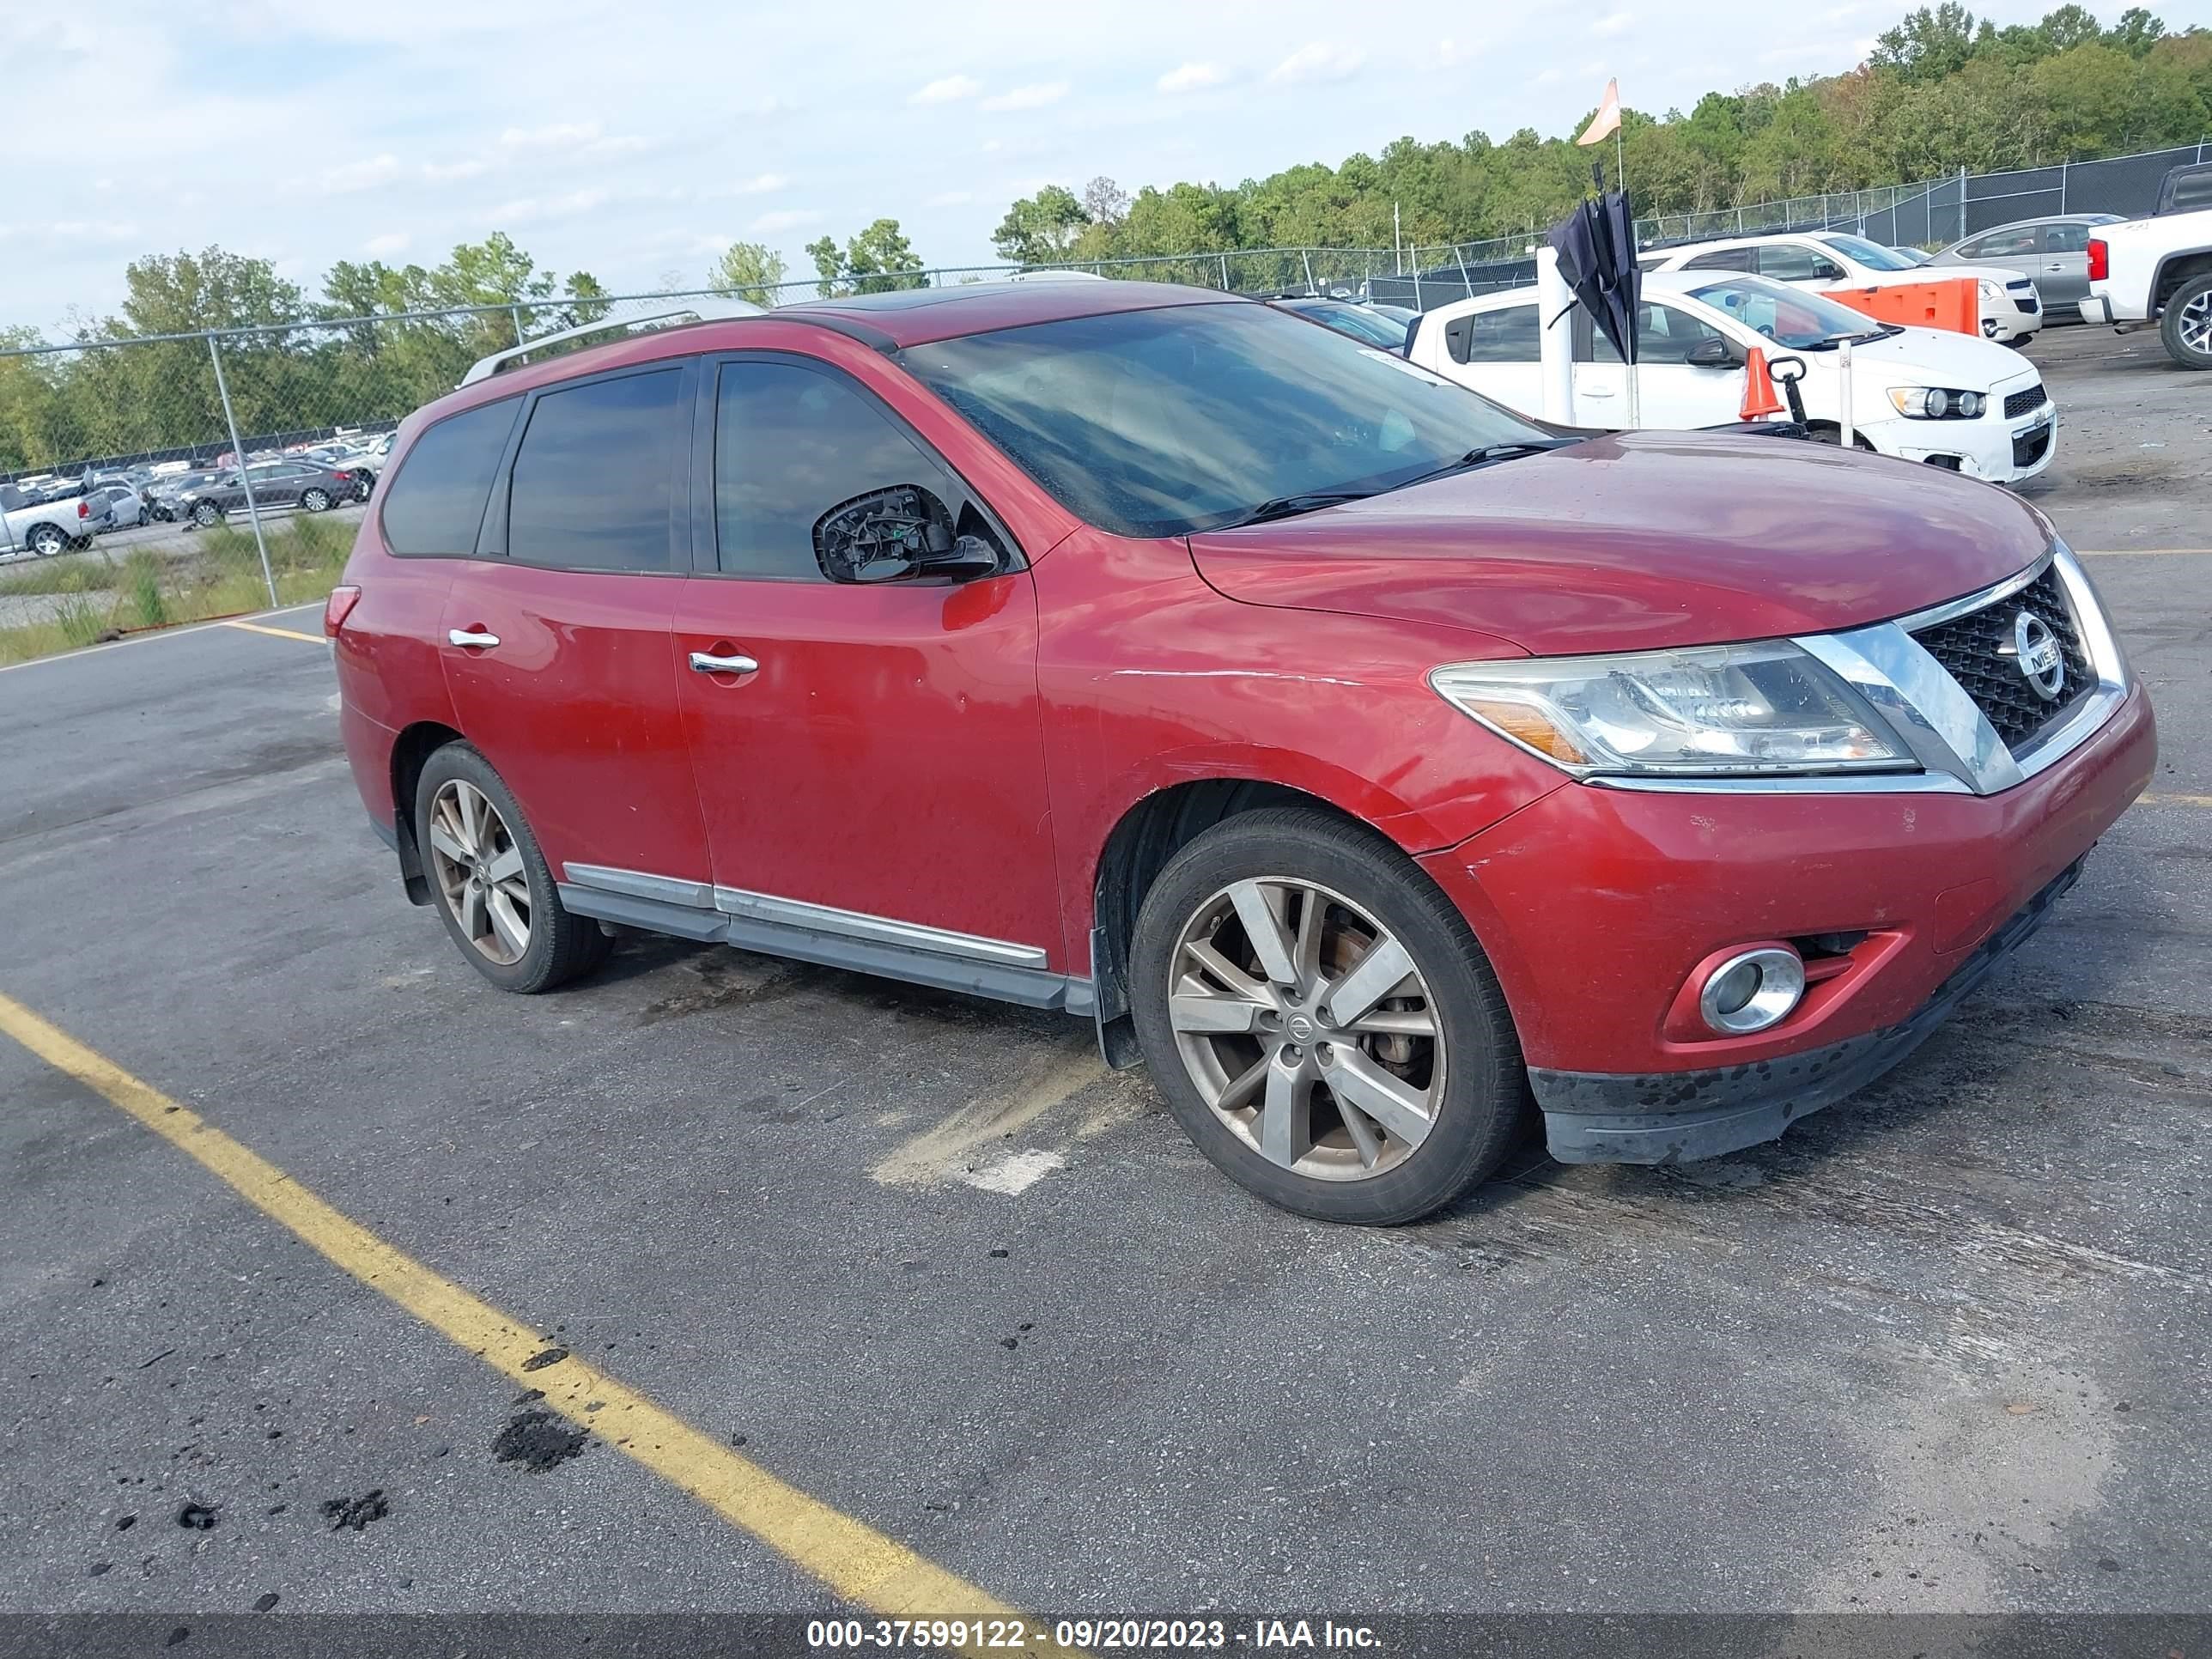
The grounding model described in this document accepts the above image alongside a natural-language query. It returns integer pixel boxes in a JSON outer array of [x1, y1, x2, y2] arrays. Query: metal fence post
[[1958, 166, 1968, 241], [2060, 158, 2068, 213], [206, 332, 279, 610], [510, 305, 526, 346], [1218, 252, 1231, 291]]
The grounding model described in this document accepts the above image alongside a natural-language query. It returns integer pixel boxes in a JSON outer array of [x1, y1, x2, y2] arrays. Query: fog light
[[1698, 947, 1805, 1036]]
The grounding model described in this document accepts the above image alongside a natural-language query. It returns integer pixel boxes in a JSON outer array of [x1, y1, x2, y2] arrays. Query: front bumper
[[1534, 859, 2079, 1163], [1417, 682, 2156, 1155], [1870, 404, 2057, 485]]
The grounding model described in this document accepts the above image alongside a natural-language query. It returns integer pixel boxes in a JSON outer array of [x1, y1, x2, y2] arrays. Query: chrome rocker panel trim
[[558, 863, 1088, 1013]]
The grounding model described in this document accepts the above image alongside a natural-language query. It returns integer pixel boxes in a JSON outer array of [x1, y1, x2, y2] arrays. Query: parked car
[[0, 481, 94, 558], [1646, 232, 2043, 344], [177, 459, 361, 527], [1266, 295, 1414, 352], [1411, 273, 2055, 483], [330, 281, 2153, 1224], [85, 483, 149, 532], [2080, 205, 2212, 369], [1925, 215, 2124, 321], [147, 470, 224, 522]]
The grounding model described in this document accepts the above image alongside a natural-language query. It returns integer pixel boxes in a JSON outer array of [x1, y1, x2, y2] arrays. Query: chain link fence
[[4, 135, 2206, 655]]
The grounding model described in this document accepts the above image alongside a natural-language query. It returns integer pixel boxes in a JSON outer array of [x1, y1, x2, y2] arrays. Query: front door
[[672, 355, 1061, 980], [437, 360, 711, 890]]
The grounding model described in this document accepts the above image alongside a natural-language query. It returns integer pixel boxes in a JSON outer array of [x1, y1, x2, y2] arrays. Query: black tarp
[[1547, 187, 1641, 366]]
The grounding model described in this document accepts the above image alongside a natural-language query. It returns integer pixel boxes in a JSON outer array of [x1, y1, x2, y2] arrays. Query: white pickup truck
[[0, 482, 95, 559], [2079, 199, 2212, 369]]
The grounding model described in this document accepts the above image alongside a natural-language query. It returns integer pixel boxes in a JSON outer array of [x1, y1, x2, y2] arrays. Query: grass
[[0, 517, 354, 667]]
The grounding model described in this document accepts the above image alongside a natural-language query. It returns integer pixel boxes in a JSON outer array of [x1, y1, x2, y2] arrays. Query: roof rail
[[459, 298, 765, 386]]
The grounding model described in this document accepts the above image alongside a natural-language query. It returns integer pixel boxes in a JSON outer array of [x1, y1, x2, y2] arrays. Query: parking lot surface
[[2, 325, 2208, 1626]]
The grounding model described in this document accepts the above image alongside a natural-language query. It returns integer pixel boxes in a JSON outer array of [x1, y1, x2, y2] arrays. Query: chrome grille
[[1911, 566, 2091, 750], [2003, 385, 2047, 420]]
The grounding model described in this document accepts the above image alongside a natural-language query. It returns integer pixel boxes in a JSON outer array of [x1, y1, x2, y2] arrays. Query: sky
[[6, 0, 2209, 336]]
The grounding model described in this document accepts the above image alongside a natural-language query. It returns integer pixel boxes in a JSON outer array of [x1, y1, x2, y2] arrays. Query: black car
[[176, 459, 360, 528]]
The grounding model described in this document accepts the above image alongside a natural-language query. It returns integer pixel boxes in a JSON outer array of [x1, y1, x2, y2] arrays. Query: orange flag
[[1577, 79, 1622, 147]]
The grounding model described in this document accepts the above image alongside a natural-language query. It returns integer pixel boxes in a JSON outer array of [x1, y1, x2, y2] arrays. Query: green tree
[[807, 220, 927, 295], [992, 185, 1091, 264], [1874, 3, 1981, 82], [708, 241, 789, 305]]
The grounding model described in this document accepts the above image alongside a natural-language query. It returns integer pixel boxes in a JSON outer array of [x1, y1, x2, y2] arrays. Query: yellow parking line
[[2140, 793, 2212, 809], [222, 618, 327, 645], [0, 991, 1060, 1649], [0, 605, 327, 675]]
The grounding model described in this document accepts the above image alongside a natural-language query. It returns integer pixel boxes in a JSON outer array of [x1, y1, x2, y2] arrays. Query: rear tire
[[27, 524, 64, 556], [414, 743, 611, 994], [1128, 807, 1533, 1225], [2160, 274, 2212, 370], [301, 488, 332, 513]]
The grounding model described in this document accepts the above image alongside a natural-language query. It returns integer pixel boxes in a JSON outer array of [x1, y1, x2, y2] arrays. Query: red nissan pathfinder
[[329, 282, 2155, 1224]]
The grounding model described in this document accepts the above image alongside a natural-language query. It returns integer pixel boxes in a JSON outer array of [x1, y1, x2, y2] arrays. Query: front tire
[[414, 744, 611, 994], [1128, 807, 1532, 1224], [2160, 274, 2212, 370], [191, 501, 222, 528]]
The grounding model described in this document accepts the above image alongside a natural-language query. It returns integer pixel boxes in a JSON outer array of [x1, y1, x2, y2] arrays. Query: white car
[[1409, 271, 2056, 485], [1642, 231, 2043, 346]]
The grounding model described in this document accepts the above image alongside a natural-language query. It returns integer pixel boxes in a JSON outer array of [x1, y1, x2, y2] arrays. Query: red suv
[[331, 282, 2155, 1224]]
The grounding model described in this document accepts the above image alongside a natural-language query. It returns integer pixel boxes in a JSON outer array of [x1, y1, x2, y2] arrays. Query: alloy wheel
[[2180, 290, 2212, 356], [426, 779, 532, 965], [1166, 877, 1443, 1182]]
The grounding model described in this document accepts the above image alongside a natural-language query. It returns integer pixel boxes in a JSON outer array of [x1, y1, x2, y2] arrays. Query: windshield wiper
[[1389, 439, 1577, 495], [1218, 489, 1378, 528]]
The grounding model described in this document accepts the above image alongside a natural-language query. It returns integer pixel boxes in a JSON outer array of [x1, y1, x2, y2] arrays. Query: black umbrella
[[1547, 185, 1640, 367]]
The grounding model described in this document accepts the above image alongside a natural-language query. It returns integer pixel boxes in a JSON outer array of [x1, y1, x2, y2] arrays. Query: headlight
[[1978, 279, 2000, 301], [1430, 642, 1911, 776], [1887, 386, 1985, 419]]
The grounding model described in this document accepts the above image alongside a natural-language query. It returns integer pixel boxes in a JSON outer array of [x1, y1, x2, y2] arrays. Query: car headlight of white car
[[1429, 643, 1911, 776], [1887, 386, 1986, 420], [1977, 279, 2002, 301]]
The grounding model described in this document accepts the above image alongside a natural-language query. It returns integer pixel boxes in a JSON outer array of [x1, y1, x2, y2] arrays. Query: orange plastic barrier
[[1820, 277, 1979, 335]]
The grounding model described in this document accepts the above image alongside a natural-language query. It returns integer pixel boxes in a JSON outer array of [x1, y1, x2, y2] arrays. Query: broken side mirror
[[814, 485, 1004, 584]]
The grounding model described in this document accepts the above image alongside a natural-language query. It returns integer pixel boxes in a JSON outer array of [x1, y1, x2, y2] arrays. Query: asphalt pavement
[[1, 325, 2207, 1634]]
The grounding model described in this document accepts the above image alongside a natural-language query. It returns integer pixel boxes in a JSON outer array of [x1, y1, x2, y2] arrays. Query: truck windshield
[[903, 301, 1548, 538], [1686, 276, 1891, 349]]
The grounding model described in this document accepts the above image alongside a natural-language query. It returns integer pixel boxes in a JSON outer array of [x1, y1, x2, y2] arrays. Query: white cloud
[[981, 81, 1067, 112], [1157, 61, 1227, 94], [1269, 43, 1364, 85], [496, 120, 647, 157], [488, 187, 610, 225], [1593, 10, 1633, 34], [732, 172, 788, 195], [909, 74, 981, 106], [750, 208, 824, 234], [925, 190, 972, 208], [422, 158, 488, 183], [1436, 40, 1472, 68], [323, 153, 402, 193], [364, 232, 411, 257]]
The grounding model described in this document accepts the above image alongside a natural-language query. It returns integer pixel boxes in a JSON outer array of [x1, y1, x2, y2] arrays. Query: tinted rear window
[[380, 397, 520, 557], [507, 369, 685, 572]]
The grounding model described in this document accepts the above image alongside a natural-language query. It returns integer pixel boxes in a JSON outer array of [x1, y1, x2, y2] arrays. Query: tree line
[[4, 3, 2209, 471]]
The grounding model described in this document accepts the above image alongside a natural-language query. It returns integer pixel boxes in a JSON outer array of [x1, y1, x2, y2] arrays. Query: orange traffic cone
[[1739, 346, 1784, 421]]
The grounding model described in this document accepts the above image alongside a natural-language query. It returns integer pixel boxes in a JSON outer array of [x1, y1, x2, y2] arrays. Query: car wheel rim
[[2182, 293, 2212, 355], [305, 491, 328, 511], [1167, 877, 1443, 1182], [427, 779, 532, 966]]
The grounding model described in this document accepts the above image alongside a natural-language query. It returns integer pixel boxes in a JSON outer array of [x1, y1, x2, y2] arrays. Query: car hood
[[1186, 428, 2053, 657], [1868, 263, 2027, 286], [1823, 325, 2037, 390]]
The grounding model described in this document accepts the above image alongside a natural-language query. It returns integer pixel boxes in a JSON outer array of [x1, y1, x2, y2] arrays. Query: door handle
[[448, 628, 500, 648], [690, 650, 759, 675], [1580, 386, 1618, 398]]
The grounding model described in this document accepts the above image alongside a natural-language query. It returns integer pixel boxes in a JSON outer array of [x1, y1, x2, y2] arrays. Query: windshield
[[1816, 234, 1920, 272], [1686, 276, 1889, 349], [1280, 301, 1413, 352], [902, 301, 1546, 538]]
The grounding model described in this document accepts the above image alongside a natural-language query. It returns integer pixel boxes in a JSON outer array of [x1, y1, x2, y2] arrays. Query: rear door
[[437, 360, 713, 890], [670, 353, 1060, 981]]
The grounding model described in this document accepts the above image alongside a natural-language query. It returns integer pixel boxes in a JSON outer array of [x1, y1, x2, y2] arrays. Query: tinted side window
[[2045, 222, 2090, 254], [714, 361, 957, 581], [1684, 247, 1755, 272], [1972, 227, 2040, 259], [1757, 245, 1844, 282], [380, 396, 520, 557], [1635, 301, 1729, 364], [507, 370, 684, 572], [1462, 305, 1540, 363]]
